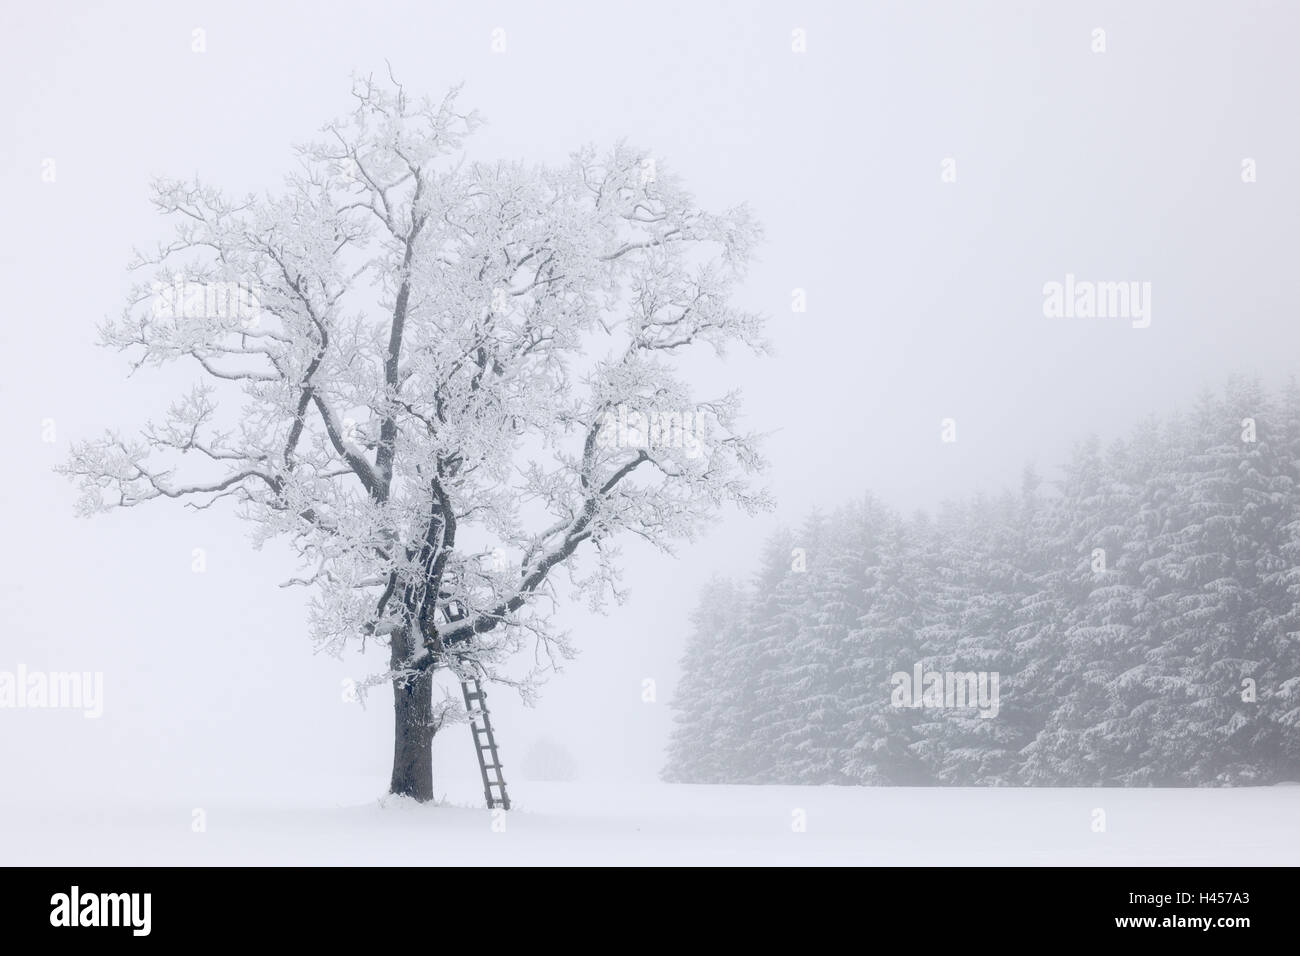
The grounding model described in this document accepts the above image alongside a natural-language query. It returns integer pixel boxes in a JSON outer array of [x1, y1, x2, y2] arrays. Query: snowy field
[[2, 779, 1296, 866]]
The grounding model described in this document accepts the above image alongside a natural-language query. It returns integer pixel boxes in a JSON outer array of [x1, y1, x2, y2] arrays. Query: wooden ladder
[[461, 677, 511, 810]]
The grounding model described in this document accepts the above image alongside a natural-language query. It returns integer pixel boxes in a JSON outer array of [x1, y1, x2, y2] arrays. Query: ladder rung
[[462, 679, 508, 811]]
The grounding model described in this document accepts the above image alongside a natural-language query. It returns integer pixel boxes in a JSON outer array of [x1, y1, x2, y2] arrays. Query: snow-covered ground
[[2, 778, 1296, 866]]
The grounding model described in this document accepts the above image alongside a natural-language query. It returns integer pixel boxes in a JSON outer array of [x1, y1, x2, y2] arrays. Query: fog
[[2, 0, 1297, 800]]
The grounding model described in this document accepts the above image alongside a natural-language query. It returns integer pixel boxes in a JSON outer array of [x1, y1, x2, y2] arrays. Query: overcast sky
[[2, 0, 1297, 796]]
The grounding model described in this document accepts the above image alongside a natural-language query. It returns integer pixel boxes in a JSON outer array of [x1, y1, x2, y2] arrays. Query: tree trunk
[[389, 625, 436, 801]]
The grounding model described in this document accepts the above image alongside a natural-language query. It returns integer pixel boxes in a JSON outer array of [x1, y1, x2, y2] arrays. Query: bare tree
[[60, 74, 769, 801]]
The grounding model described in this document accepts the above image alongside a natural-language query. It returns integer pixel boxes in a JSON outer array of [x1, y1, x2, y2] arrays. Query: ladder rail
[[460, 677, 511, 810], [440, 601, 511, 812]]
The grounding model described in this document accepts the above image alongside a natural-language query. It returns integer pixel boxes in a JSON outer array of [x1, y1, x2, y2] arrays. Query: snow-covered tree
[[741, 525, 810, 783], [749, 512, 829, 782], [60, 74, 770, 801], [663, 575, 746, 783], [520, 736, 579, 783], [664, 381, 1300, 787], [840, 501, 928, 785]]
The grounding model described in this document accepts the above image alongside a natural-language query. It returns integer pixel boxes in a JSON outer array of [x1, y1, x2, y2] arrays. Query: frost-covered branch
[[62, 75, 771, 701]]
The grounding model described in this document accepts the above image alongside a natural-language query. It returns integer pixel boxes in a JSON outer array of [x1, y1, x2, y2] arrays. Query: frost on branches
[[60, 75, 770, 799]]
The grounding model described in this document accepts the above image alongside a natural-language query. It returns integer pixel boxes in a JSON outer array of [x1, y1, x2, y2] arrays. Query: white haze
[[1, 0, 1297, 800]]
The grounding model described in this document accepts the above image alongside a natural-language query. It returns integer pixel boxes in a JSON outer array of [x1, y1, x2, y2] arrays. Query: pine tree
[[736, 527, 802, 782], [663, 575, 745, 783], [842, 505, 931, 784], [664, 380, 1300, 787]]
